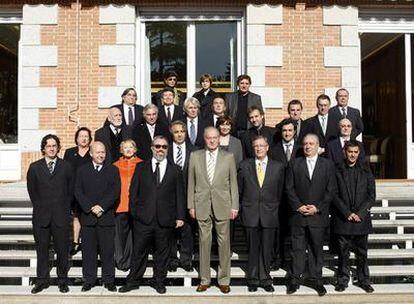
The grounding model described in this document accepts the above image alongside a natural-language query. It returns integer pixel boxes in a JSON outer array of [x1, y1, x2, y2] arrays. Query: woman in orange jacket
[[114, 139, 142, 271]]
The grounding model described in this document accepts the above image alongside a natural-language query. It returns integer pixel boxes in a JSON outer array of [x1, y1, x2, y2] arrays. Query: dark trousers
[[82, 225, 115, 285], [33, 222, 69, 285], [337, 234, 370, 286], [290, 225, 325, 285], [127, 219, 173, 285], [169, 216, 196, 266], [245, 226, 275, 286], [114, 212, 133, 271]]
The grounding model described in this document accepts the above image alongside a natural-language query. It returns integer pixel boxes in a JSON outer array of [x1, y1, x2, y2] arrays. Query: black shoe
[[359, 284, 374, 293], [286, 283, 299, 295], [70, 242, 81, 256], [104, 283, 117, 292], [168, 263, 178, 272], [270, 261, 281, 271], [182, 263, 194, 272], [262, 285, 275, 292], [118, 284, 139, 293], [31, 283, 49, 294], [247, 285, 258, 292], [154, 283, 166, 294], [335, 284, 347, 292], [81, 283, 93, 292], [58, 283, 69, 293], [315, 284, 327, 296]]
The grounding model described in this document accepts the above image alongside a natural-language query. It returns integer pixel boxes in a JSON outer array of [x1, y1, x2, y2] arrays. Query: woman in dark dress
[[192, 74, 219, 119], [63, 127, 92, 255]]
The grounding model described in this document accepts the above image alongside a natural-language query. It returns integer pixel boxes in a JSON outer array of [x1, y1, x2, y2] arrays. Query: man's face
[[151, 138, 168, 161], [144, 108, 158, 125], [339, 119, 352, 137], [185, 103, 199, 119], [171, 124, 186, 144], [122, 90, 137, 106], [204, 129, 220, 151], [317, 98, 330, 115], [289, 104, 302, 121], [201, 79, 211, 90], [336, 90, 349, 107], [253, 138, 269, 160], [43, 138, 59, 159], [282, 123, 295, 143], [248, 109, 264, 128], [108, 108, 123, 127], [212, 98, 226, 115], [303, 136, 319, 158], [238, 79, 251, 94], [345, 146, 360, 165], [164, 76, 177, 88], [161, 91, 174, 106], [90, 142, 106, 164]]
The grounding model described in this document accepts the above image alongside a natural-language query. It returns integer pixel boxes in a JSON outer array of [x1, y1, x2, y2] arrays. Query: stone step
[[372, 219, 414, 228], [0, 221, 31, 229]]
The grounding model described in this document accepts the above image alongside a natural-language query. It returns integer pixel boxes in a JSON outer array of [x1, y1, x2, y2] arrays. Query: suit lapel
[[211, 150, 222, 184], [249, 159, 261, 188], [302, 158, 311, 181], [262, 159, 273, 187], [40, 159, 51, 177]]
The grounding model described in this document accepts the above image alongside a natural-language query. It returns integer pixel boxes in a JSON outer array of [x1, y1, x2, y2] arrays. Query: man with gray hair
[[285, 134, 336, 296], [181, 97, 209, 148]]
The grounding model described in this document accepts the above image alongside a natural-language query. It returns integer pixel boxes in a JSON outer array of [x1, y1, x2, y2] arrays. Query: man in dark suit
[[167, 120, 197, 272], [226, 74, 262, 132], [95, 107, 127, 163], [275, 99, 308, 144], [327, 118, 365, 167], [111, 88, 144, 129], [240, 105, 275, 159], [332, 140, 375, 293], [271, 118, 302, 164], [329, 88, 364, 139], [181, 97, 209, 148], [157, 87, 185, 126], [206, 96, 227, 128], [131, 104, 171, 160], [27, 134, 74, 294], [75, 141, 121, 292], [238, 135, 285, 292], [304, 94, 337, 156], [285, 134, 336, 296], [152, 70, 186, 107], [119, 136, 185, 294]]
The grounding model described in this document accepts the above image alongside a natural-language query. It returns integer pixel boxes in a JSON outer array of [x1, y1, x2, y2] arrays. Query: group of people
[[26, 71, 375, 296]]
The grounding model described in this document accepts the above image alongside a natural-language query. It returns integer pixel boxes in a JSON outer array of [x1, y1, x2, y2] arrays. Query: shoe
[[182, 263, 194, 272], [168, 263, 178, 272], [335, 284, 347, 292], [262, 285, 275, 292], [270, 261, 281, 271], [218, 284, 230, 294], [118, 284, 139, 293], [153, 283, 166, 294], [104, 283, 117, 292], [359, 284, 374, 293], [70, 242, 81, 256], [247, 285, 258, 292], [196, 284, 210, 292], [315, 284, 327, 296], [286, 283, 299, 295], [58, 283, 69, 293], [81, 283, 93, 292], [31, 283, 49, 294]]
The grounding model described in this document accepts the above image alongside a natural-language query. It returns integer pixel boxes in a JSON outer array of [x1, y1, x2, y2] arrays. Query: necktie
[[341, 107, 347, 118], [321, 116, 326, 135], [285, 144, 292, 161], [128, 106, 134, 126], [189, 119, 196, 145], [155, 162, 161, 186], [48, 161, 54, 174], [257, 161, 265, 187], [95, 165, 100, 172], [308, 159, 314, 179], [167, 106, 172, 123], [296, 120, 301, 138], [207, 152, 215, 184], [176, 145, 183, 169]]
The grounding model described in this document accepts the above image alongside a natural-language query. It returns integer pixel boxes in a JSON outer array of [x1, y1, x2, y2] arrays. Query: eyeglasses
[[153, 144, 168, 150]]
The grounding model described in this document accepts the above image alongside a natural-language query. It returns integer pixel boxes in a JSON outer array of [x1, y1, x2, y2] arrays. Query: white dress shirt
[[318, 114, 328, 135], [255, 156, 268, 174], [340, 136, 351, 148], [92, 161, 102, 172], [152, 157, 167, 182], [283, 139, 295, 154], [173, 142, 186, 167], [205, 148, 218, 181], [306, 154, 318, 179], [146, 123, 156, 140], [123, 103, 135, 125], [164, 105, 175, 119], [213, 114, 219, 126], [109, 124, 120, 135]]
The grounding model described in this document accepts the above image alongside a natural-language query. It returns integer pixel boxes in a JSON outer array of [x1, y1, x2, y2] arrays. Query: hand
[[189, 208, 196, 219], [348, 213, 361, 222], [175, 220, 184, 228], [305, 205, 318, 216], [91, 205, 103, 215], [230, 209, 238, 220], [297, 205, 309, 215]]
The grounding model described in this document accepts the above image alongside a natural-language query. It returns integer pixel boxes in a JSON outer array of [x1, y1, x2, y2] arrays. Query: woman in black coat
[[192, 74, 220, 119]]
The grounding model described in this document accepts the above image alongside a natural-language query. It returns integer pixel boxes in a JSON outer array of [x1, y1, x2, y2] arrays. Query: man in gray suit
[[188, 127, 239, 294], [225, 74, 262, 133]]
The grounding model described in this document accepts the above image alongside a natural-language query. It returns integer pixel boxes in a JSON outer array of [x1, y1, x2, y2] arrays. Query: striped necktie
[[176, 145, 183, 169], [207, 152, 215, 184], [257, 161, 265, 187]]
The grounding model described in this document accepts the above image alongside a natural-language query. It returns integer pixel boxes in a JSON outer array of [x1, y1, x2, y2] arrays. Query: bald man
[[75, 141, 121, 292]]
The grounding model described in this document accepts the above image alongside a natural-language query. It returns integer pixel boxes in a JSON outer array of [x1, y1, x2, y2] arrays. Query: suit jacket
[[158, 104, 185, 126], [304, 114, 337, 148], [129, 160, 185, 227], [180, 115, 209, 148], [221, 135, 243, 167], [225, 91, 262, 130], [111, 103, 144, 128], [131, 122, 171, 161], [75, 162, 120, 226], [285, 156, 336, 227], [237, 158, 285, 228], [95, 124, 128, 164], [332, 163, 375, 235], [327, 138, 366, 167], [270, 141, 302, 165], [27, 158, 74, 227], [240, 126, 276, 159], [329, 105, 364, 139], [187, 149, 239, 221]]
